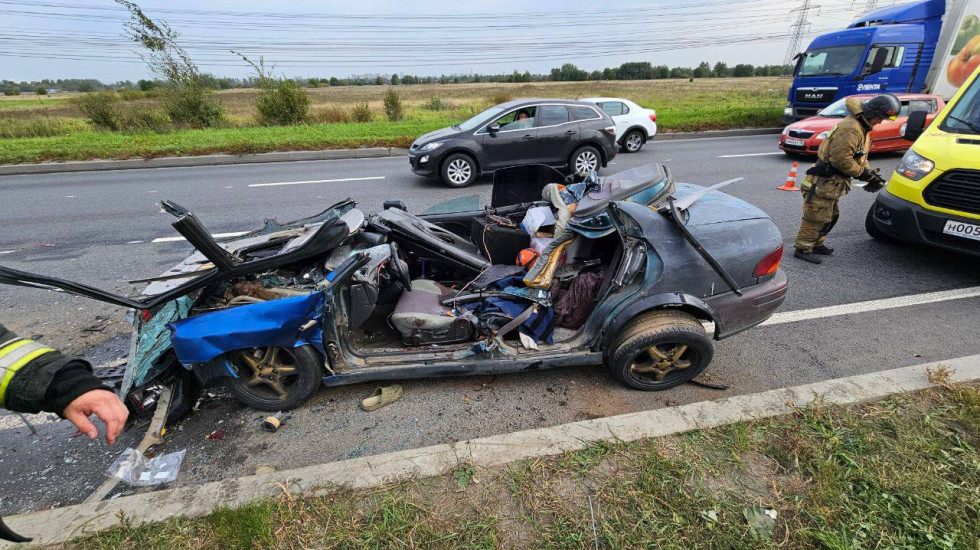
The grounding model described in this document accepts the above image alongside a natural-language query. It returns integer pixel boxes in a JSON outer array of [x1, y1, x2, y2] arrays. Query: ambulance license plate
[[943, 220, 980, 242]]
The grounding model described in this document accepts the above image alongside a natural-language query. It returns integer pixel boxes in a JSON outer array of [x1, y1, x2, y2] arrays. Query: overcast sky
[[1, 0, 884, 82]]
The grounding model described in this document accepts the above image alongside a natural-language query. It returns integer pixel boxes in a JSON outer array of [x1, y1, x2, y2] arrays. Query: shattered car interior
[[0, 163, 788, 419]]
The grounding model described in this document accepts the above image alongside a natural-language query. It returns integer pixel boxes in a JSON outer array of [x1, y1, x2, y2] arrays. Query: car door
[[480, 107, 537, 170], [533, 104, 576, 165], [598, 101, 630, 138]]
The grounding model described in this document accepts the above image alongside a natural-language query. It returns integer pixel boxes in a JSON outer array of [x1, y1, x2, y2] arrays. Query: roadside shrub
[[312, 105, 350, 124], [3, 88, 20, 96], [118, 89, 144, 101], [123, 107, 170, 132], [255, 79, 311, 126], [34, 87, 48, 96], [425, 95, 445, 111], [75, 91, 122, 130], [487, 91, 513, 105], [164, 86, 223, 128], [383, 88, 403, 121], [350, 102, 372, 122], [0, 117, 89, 139]]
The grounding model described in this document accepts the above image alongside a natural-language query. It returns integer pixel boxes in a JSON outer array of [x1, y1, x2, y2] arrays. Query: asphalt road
[[2, 135, 979, 516]]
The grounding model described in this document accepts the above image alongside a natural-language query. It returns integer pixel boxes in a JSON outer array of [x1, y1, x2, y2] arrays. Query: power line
[[784, 0, 820, 65]]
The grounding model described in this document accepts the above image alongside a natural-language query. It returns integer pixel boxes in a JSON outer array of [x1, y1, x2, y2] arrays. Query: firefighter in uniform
[[794, 93, 900, 264], [0, 323, 129, 541]]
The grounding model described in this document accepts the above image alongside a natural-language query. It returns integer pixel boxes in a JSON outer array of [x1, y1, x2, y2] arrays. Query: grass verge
[[0, 78, 787, 165], [55, 378, 980, 549]]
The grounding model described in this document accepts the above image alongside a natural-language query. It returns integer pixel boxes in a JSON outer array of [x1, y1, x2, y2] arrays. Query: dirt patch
[[694, 450, 805, 504]]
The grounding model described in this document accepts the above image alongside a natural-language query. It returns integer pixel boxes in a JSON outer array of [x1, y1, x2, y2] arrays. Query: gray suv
[[409, 99, 619, 187]]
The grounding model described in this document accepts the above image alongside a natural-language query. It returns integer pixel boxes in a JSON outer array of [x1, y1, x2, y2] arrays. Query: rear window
[[537, 105, 570, 126], [599, 101, 628, 116], [569, 105, 600, 120]]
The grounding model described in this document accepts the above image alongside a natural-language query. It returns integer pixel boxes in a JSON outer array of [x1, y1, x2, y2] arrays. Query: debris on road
[[106, 448, 186, 487], [361, 385, 403, 412], [254, 464, 276, 475], [205, 429, 226, 441]]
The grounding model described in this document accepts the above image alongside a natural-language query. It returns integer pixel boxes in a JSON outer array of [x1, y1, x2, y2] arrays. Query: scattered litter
[[361, 384, 403, 412], [519, 332, 539, 350], [107, 448, 186, 487], [263, 412, 284, 432], [254, 464, 276, 475], [913, 353, 922, 358], [205, 429, 226, 441], [743, 505, 777, 540]]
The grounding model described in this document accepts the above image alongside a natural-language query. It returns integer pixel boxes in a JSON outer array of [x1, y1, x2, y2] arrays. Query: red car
[[778, 93, 945, 156]]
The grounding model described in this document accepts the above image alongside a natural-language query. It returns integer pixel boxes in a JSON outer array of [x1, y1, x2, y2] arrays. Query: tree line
[[3, 60, 791, 96]]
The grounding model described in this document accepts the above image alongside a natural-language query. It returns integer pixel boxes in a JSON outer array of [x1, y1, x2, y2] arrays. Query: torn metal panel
[[168, 292, 325, 365]]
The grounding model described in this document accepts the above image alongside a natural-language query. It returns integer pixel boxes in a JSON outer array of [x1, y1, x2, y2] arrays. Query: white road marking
[[0, 250, 17, 255], [151, 231, 248, 244], [717, 152, 784, 158], [126, 240, 144, 244], [65, 195, 75, 198], [224, 185, 235, 189], [762, 286, 980, 326], [247, 176, 385, 188], [0, 412, 65, 431]]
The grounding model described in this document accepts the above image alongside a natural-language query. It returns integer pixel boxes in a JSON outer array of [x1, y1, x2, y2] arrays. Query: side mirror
[[487, 123, 500, 135], [864, 49, 887, 76], [903, 109, 928, 141]]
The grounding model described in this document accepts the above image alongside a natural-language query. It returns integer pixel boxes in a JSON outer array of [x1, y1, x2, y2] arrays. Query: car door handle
[[522, 134, 534, 140], [565, 130, 577, 135]]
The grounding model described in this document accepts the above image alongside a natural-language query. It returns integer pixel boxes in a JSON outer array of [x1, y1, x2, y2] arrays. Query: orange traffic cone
[[778, 161, 801, 191]]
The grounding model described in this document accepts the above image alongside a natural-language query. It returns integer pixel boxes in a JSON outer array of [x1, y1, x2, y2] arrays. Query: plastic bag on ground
[[107, 448, 186, 486]]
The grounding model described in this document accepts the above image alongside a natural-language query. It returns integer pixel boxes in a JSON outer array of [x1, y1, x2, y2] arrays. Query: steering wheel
[[388, 242, 412, 292]]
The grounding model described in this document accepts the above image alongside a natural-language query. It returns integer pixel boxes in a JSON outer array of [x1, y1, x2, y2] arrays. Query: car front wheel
[[225, 345, 323, 411], [440, 153, 477, 188], [622, 130, 644, 153], [608, 311, 713, 391], [570, 146, 601, 173]]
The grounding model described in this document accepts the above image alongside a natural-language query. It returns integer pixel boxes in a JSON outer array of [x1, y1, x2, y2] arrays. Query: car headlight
[[816, 131, 828, 139], [783, 106, 793, 116], [419, 141, 444, 152], [782, 126, 791, 136], [896, 149, 934, 181]]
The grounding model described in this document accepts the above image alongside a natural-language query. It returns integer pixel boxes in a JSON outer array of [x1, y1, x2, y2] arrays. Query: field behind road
[[0, 77, 788, 164]]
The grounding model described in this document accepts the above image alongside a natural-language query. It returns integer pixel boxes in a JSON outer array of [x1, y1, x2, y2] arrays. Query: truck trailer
[[783, 0, 980, 124]]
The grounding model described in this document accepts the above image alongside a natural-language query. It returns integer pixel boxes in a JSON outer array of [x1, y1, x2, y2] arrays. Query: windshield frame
[[938, 73, 980, 136], [455, 105, 507, 132], [796, 45, 867, 78]]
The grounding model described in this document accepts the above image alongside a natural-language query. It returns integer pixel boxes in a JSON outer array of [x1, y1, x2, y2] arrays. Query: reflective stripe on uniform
[[0, 339, 55, 407]]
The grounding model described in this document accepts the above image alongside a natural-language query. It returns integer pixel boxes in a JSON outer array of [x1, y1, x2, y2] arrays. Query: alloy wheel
[[575, 150, 599, 172], [628, 343, 692, 382], [625, 132, 643, 152], [446, 159, 472, 185], [236, 347, 299, 399]]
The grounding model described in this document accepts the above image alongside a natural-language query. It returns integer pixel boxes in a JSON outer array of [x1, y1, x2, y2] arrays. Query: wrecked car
[[0, 164, 788, 420]]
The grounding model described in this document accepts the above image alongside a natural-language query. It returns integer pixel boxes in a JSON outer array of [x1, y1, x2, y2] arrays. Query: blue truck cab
[[784, 0, 946, 124]]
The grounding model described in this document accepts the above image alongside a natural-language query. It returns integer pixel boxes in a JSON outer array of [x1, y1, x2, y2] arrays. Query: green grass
[[55, 378, 980, 550], [0, 78, 789, 165]]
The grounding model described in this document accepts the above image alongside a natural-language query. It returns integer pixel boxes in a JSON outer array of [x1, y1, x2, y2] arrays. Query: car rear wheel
[[608, 311, 713, 391], [571, 146, 601, 173], [865, 205, 895, 242], [225, 345, 323, 411], [622, 130, 644, 153], [441, 153, 477, 188]]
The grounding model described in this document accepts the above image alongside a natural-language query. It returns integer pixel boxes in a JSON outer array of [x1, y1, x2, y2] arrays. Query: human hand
[[63, 389, 129, 445]]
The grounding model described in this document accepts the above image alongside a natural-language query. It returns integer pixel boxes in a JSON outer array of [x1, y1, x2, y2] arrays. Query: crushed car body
[[0, 163, 788, 420]]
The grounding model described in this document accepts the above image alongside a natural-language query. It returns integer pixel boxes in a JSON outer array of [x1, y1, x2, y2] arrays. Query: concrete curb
[[0, 128, 781, 176], [9, 354, 976, 547]]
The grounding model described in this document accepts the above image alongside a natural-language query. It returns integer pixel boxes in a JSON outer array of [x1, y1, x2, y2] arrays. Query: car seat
[[390, 279, 474, 346]]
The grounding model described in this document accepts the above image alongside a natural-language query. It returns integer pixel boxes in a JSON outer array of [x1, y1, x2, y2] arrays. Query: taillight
[[753, 245, 783, 277], [604, 126, 616, 136], [649, 111, 657, 123]]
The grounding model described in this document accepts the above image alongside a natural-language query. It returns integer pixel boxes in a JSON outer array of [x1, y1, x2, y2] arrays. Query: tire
[[864, 205, 895, 242], [570, 145, 602, 173], [622, 130, 645, 153], [440, 153, 477, 188], [608, 310, 713, 391], [225, 345, 323, 411]]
